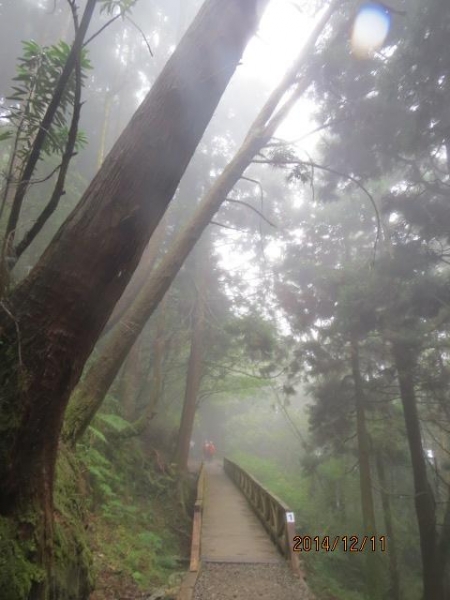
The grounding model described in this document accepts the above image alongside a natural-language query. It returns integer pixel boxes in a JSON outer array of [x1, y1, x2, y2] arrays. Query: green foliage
[[0, 449, 94, 600], [230, 451, 307, 510], [3, 39, 91, 162], [53, 450, 94, 598], [99, 0, 138, 16], [87, 425, 108, 444], [97, 412, 134, 433], [78, 427, 190, 591], [0, 517, 44, 600], [0, 130, 13, 143]]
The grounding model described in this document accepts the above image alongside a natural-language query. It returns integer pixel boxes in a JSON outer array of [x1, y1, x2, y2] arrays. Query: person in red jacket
[[207, 440, 216, 461], [203, 440, 210, 461]]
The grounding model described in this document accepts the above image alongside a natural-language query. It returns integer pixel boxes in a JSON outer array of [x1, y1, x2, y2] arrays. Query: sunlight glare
[[351, 2, 391, 58], [242, 1, 313, 87]]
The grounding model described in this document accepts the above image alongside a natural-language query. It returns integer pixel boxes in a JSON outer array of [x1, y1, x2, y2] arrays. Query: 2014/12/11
[[292, 535, 387, 553]]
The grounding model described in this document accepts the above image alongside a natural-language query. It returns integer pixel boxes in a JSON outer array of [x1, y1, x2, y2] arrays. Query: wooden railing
[[223, 458, 300, 575], [189, 462, 206, 572]]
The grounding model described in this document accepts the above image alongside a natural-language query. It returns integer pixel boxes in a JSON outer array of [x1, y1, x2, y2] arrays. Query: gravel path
[[193, 563, 314, 600]]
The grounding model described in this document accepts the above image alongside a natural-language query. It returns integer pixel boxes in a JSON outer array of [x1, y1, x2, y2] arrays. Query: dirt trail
[[193, 563, 314, 600]]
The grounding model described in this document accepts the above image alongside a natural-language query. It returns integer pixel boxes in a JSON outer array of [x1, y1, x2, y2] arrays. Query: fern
[[137, 531, 162, 550], [97, 413, 133, 432], [87, 425, 108, 444]]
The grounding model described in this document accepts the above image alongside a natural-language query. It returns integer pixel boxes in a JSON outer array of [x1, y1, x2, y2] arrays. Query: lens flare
[[351, 2, 391, 58]]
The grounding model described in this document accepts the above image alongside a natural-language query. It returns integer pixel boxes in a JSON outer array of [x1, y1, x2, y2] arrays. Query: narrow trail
[[192, 462, 314, 600]]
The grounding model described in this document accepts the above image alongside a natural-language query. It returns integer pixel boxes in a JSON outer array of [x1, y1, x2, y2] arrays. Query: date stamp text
[[292, 535, 386, 553]]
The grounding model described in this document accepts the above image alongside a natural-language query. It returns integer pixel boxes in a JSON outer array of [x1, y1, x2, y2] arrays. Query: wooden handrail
[[223, 457, 300, 575], [189, 462, 206, 572]]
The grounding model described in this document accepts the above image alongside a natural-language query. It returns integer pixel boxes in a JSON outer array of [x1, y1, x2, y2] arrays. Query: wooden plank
[[223, 457, 303, 576], [201, 464, 282, 563], [189, 503, 202, 572], [187, 463, 206, 573]]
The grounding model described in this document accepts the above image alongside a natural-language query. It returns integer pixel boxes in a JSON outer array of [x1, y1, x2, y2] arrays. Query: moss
[[0, 516, 44, 600], [51, 447, 94, 600], [0, 448, 94, 600]]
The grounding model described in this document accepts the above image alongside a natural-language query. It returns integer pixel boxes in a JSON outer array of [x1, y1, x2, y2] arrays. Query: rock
[[167, 572, 184, 586], [148, 586, 166, 600]]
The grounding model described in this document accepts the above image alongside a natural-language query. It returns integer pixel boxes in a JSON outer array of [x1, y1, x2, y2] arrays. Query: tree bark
[[391, 341, 444, 600], [120, 339, 142, 421], [139, 297, 168, 430], [174, 265, 206, 471], [101, 214, 167, 337], [0, 0, 266, 509], [375, 451, 401, 600], [350, 338, 377, 533], [111, 298, 169, 442], [62, 1, 338, 446], [350, 337, 381, 600], [0, 5, 268, 596]]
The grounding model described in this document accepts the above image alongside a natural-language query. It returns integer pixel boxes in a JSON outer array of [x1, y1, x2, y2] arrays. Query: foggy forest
[[0, 1, 449, 599]]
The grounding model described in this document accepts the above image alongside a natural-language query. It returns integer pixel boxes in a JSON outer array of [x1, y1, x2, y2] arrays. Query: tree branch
[[83, 14, 122, 47], [225, 197, 277, 228], [253, 157, 383, 259], [5, 0, 97, 251]]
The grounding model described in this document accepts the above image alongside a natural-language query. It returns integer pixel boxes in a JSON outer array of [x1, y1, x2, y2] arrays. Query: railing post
[[285, 510, 301, 576]]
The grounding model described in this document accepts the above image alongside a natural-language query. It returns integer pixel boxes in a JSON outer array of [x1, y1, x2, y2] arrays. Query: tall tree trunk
[[350, 337, 381, 600], [120, 339, 142, 421], [0, 1, 267, 595], [174, 267, 206, 471], [101, 214, 167, 337], [62, 2, 339, 446], [375, 451, 401, 600], [113, 298, 169, 441], [391, 341, 444, 600], [97, 93, 113, 169], [140, 297, 168, 429]]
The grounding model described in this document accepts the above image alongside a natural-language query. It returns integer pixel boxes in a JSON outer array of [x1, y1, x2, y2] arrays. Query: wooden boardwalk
[[200, 461, 283, 564]]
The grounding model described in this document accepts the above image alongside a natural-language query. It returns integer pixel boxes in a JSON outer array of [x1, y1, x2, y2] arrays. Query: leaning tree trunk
[[62, 1, 339, 446], [0, 0, 268, 596], [391, 341, 444, 600], [101, 214, 167, 337]]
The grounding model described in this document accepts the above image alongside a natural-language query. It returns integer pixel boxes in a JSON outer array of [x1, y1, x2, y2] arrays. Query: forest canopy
[[0, 1, 449, 599]]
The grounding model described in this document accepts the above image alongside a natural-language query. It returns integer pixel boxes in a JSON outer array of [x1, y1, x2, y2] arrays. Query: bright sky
[[215, 1, 319, 282], [215, 0, 389, 276], [243, 1, 315, 86], [242, 0, 318, 141]]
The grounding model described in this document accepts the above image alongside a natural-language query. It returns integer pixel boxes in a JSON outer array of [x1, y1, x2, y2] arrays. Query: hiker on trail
[[207, 440, 216, 461], [203, 440, 210, 461]]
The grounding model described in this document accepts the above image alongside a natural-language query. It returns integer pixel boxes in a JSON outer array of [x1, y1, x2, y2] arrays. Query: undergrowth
[[76, 412, 193, 598]]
